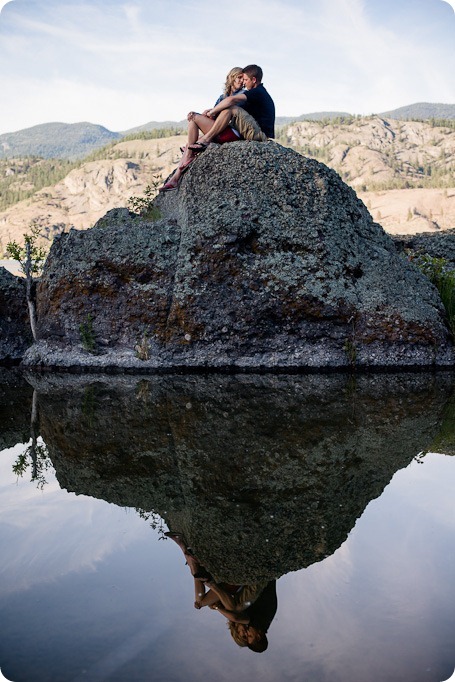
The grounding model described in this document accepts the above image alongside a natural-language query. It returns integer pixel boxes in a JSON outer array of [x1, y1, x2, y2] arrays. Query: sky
[[0, 0, 454, 135]]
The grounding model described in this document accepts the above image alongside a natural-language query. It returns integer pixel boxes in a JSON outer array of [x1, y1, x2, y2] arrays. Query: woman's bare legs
[[195, 584, 220, 609], [194, 577, 206, 609], [165, 531, 221, 610], [164, 531, 199, 569], [165, 531, 209, 579], [161, 114, 216, 189], [160, 109, 233, 190], [189, 109, 233, 147]]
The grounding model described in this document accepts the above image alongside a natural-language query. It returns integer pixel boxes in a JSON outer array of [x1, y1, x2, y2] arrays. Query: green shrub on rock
[[128, 176, 162, 221], [409, 253, 455, 335]]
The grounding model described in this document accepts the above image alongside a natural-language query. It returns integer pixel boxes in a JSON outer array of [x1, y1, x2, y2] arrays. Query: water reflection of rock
[[0, 369, 33, 450], [29, 372, 454, 584]]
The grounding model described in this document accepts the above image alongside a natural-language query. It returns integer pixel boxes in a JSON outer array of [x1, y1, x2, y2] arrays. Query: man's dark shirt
[[243, 83, 275, 138], [246, 581, 277, 633]]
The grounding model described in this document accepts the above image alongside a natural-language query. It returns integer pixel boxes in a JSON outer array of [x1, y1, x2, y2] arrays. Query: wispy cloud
[[0, 0, 453, 133], [0, 443, 150, 596]]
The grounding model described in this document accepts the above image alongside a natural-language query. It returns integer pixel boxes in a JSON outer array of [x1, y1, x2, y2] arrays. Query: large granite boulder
[[0, 267, 32, 363], [25, 142, 454, 369]]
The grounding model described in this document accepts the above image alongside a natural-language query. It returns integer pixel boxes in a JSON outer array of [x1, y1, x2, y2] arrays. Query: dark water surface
[[0, 370, 454, 682]]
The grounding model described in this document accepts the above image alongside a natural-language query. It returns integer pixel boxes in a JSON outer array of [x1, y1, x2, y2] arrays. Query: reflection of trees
[[135, 509, 167, 536], [12, 439, 51, 489], [12, 389, 52, 489]]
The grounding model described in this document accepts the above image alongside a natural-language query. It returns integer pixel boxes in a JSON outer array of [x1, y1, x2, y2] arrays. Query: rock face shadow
[[0, 268, 32, 363]]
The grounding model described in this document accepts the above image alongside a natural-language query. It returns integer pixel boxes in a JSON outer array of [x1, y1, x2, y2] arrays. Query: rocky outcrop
[[30, 371, 454, 583], [0, 267, 32, 363], [2, 122, 454, 253], [25, 142, 454, 369], [393, 228, 455, 268]]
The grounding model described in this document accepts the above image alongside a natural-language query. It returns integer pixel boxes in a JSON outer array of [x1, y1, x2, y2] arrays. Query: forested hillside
[[0, 128, 185, 213], [0, 158, 79, 211], [0, 135, 184, 255], [0, 122, 121, 160]]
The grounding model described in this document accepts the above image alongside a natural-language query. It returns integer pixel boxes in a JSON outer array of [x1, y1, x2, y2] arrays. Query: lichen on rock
[[24, 141, 454, 369]]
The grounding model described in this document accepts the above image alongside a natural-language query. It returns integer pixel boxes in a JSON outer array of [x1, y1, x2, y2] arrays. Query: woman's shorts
[[214, 126, 241, 144]]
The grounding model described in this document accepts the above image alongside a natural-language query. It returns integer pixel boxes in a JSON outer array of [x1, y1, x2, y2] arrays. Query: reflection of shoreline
[[26, 371, 454, 583], [0, 369, 33, 451]]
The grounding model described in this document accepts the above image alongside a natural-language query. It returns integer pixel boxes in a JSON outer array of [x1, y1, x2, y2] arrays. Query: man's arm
[[206, 93, 247, 118]]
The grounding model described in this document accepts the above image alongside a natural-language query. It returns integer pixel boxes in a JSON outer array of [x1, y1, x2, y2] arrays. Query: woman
[[159, 67, 245, 191], [213, 67, 245, 107]]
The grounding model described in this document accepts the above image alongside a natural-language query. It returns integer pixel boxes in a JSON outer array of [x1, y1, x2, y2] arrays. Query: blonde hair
[[224, 67, 243, 97], [228, 623, 268, 653], [228, 622, 248, 647]]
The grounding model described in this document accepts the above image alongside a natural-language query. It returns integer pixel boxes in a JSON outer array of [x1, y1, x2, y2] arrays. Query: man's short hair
[[242, 64, 263, 83]]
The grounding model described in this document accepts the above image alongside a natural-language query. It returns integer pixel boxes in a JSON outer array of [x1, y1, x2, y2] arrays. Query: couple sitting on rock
[[160, 64, 275, 191], [165, 531, 277, 653]]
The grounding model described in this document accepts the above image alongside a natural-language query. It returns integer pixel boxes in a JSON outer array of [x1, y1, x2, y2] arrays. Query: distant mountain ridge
[[120, 112, 353, 135], [121, 120, 187, 135], [1, 103, 454, 160], [0, 122, 121, 160], [379, 102, 455, 120], [121, 105, 455, 134]]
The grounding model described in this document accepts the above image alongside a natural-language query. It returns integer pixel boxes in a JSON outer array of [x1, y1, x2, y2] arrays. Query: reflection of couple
[[160, 64, 275, 191], [165, 532, 277, 653]]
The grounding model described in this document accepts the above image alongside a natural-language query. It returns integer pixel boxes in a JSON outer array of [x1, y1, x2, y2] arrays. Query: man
[[191, 64, 275, 149], [160, 65, 275, 191]]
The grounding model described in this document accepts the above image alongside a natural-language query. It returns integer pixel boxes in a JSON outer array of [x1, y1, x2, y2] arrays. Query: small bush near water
[[409, 253, 455, 335]]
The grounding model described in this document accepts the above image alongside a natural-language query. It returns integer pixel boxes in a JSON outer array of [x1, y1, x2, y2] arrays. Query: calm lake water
[[0, 369, 454, 682]]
